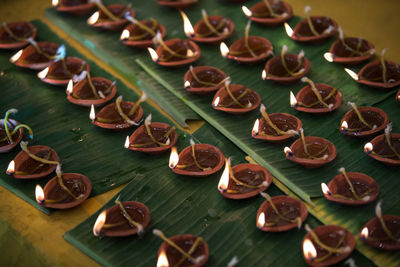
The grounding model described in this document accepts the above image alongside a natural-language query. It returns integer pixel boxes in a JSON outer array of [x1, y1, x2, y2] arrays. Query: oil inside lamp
[[217, 158, 230, 193], [157, 250, 169, 267], [360, 227, 369, 240], [89, 104, 96, 121], [220, 42, 229, 58], [93, 210, 107, 236], [120, 29, 130, 40], [37, 67, 49, 80], [340, 121, 348, 132], [10, 49, 23, 63], [213, 96, 220, 107], [148, 47, 159, 62], [6, 160, 15, 175], [169, 147, 179, 168], [252, 119, 260, 135], [303, 239, 317, 261], [344, 68, 359, 81], [323, 52, 334, 62], [321, 183, 331, 196], [180, 11, 195, 38], [35, 184, 45, 204], [257, 212, 265, 229], [52, 0, 59, 7], [284, 22, 294, 37], [124, 136, 130, 149], [87, 11, 100, 25], [66, 79, 73, 95], [289, 91, 297, 107], [364, 142, 373, 154], [242, 6, 252, 17]]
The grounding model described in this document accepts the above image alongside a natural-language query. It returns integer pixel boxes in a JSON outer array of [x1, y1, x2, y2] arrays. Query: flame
[[89, 104, 96, 121], [257, 212, 265, 228], [261, 69, 267, 80], [156, 250, 169, 267], [184, 80, 190, 88], [124, 136, 130, 149], [87, 11, 100, 25], [344, 68, 359, 81], [340, 121, 348, 131], [360, 227, 369, 239], [324, 52, 334, 62], [169, 147, 179, 168], [35, 184, 45, 204], [148, 47, 159, 63], [290, 91, 297, 107], [10, 50, 23, 63], [66, 79, 73, 95], [220, 42, 229, 58], [321, 183, 331, 195], [252, 119, 259, 135], [6, 160, 15, 175], [37, 67, 49, 80], [284, 23, 294, 37], [218, 158, 230, 193], [186, 49, 194, 57], [242, 6, 252, 17], [180, 11, 194, 37], [284, 146, 292, 155], [120, 29, 130, 40], [93, 210, 107, 237], [52, 0, 59, 7], [303, 239, 317, 261], [213, 96, 220, 107], [364, 142, 373, 153]]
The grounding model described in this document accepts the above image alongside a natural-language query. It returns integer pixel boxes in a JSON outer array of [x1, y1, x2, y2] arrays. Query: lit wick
[[344, 68, 359, 81], [93, 210, 107, 237], [89, 104, 96, 121], [35, 184, 45, 204], [220, 42, 229, 58], [169, 147, 179, 169], [179, 10, 195, 38], [242, 6, 252, 17], [156, 250, 169, 267], [6, 160, 15, 175], [284, 22, 294, 37]]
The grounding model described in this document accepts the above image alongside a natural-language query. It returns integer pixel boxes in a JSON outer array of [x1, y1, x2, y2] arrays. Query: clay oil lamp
[[256, 193, 308, 232], [148, 32, 200, 67], [359, 201, 400, 251], [10, 40, 60, 70], [242, 0, 293, 27], [339, 102, 389, 138], [251, 104, 301, 143], [220, 20, 273, 64], [6, 141, 59, 179], [169, 139, 224, 177], [284, 128, 337, 168], [52, 0, 96, 16], [290, 77, 342, 115], [324, 28, 375, 66], [321, 167, 379, 206], [124, 114, 177, 155], [120, 14, 166, 49], [364, 123, 400, 166], [180, 9, 234, 45], [284, 6, 338, 44], [66, 70, 117, 107], [0, 21, 36, 49], [303, 224, 355, 266], [0, 109, 33, 153], [93, 196, 150, 237], [183, 65, 229, 95], [217, 158, 271, 199], [87, 1, 135, 31], [345, 49, 400, 90], [262, 45, 310, 84], [90, 92, 146, 130], [212, 81, 261, 115], [154, 229, 209, 267], [156, 0, 197, 9], [35, 164, 91, 209]]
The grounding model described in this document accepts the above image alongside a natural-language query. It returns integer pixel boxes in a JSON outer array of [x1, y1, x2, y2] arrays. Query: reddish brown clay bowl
[[0, 21, 37, 49], [340, 107, 389, 138], [221, 163, 272, 199], [264, 54, 311, 84], [67, 77, 117, 107], [291, 16, 338, 44], [12, 42, 60, 70], [191, 15, 234, 45], [287, 136, 337, 168], [155, 39, 201, 67], [252, 113, 302, 143], [128, 122, 178, 154], [366, 133, 400, 166], [40, 173, 92, 209], [11, 145, 59, 179], [303, 225, 355, 267], [249, 1, 293, 26], [0, 119, 24, 153], [360, 215, 400, 251], [257, 195, 308, 232], [90, 5, 135, 31], [329, 37, 375, 65], [121, 21, 166, 49], [172, 144, 224, 177], [99, 201, 151, 237], [227, 36, 273, 64], [294, 83, 342, 114], [55, 0, 96, 15], [213, 84, 261, 114], [40, 57, 90, 86], [324, 172, 379, 206], [357, 60, 400, 89], [93, 101, 144, 130], [156, 0, 197, 9], [158, 234, 209, 266], [183, 66, 228, 95]]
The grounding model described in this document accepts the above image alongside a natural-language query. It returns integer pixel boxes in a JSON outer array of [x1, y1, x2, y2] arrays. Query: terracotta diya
[[120, 17, 166, 49], [93, 198, 151, 237], [284, 129, 337, 168], [290, 77, 342, 114], [125, 114, 178, 154], [256, 194, 308, 232], [66, 71, 117, 107], [212, 82, 261, 114], [285, 6, 338, 44], [303, 224, 355, 267], [10, 41, 60, 70], [251, 104, 301, 143], [262, 45, 310, 84], [7, 141, 59, 179], [245, 0, 293, 27], [169, 140, 224, 177], [154, 229, 209, 267], [321, 168, 379, 206], [0, 21, 36, 49], [339, 102, 389, 138], [87, 4, 135, 31], [52, 0, 96, 15], [156, 0, 197, 9], [0, 109, 33, 153], [91, 93, 145, 130], [35, 165, 91, 209], [220, 21, 273, 64], [183, 65, 229, 95]]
